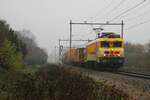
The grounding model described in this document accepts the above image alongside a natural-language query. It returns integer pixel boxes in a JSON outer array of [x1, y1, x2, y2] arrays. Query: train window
[[101, 41, 110, 48], [113, 42, 122, 47]]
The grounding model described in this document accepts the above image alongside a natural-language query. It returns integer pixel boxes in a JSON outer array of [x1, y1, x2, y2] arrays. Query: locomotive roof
[[86, 38, 123, 46]]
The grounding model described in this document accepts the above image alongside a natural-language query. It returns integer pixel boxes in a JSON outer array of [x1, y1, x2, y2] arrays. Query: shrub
[[0, 64, 129, 100], [0, 39, 23, 70]]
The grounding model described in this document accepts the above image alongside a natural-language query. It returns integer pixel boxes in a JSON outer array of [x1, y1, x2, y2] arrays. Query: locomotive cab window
[[101, 41, 110, 48], [113, 41, 122, 47]]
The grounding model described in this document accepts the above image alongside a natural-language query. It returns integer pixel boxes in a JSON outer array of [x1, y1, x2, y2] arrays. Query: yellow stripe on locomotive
[[86, 37, 124, 66], [63, 32, 125, 68]]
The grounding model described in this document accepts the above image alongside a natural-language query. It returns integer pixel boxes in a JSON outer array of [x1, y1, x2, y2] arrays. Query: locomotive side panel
[[86, 41, 97, 62], [63, 33, 125, 70]]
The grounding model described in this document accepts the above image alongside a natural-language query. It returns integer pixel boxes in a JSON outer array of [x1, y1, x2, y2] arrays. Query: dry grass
[[0, 64, 129, 100]]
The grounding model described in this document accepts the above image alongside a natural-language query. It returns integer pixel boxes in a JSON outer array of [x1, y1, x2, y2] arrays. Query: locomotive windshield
[[113, 41, 122, 47], [101, 41, 110, 48], [100, 41, 122, 48]]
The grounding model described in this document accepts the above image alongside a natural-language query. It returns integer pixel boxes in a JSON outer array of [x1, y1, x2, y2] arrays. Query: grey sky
[[0, 0, 150, 55]]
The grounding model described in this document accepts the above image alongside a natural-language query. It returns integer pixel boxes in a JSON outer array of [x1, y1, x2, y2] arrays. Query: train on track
[[63, 32, 125, 70]]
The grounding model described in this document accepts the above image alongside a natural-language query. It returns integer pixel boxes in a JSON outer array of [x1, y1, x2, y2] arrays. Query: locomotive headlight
[[117, 54, 121, 56]]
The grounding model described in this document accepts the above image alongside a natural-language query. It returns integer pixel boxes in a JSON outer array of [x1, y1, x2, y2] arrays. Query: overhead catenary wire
[[90, 0, 127, 22], [124, 2, 150, 22], [109, 0, 146, 22], [76, 0, 147, 41], [84, 0, 126, 39], [96, 0, 146, 34], [102, 0, 126, 21], [124, 0, 150, 21], [90, 0, 126, 33], [125, 10, 150, 21], [87, 0, 115, 22], [88, 0, 114, 36], [126, 19, 150, 30]]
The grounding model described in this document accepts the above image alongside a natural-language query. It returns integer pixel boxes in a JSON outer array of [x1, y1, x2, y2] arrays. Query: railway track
[[61, 64, 150, 99], [116, 71, 150, 80], [62, 64, 150, 80]]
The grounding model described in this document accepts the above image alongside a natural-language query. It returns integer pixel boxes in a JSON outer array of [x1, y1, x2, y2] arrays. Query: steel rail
[[61, 64, 150, 80], [116, 71, 150, 80]]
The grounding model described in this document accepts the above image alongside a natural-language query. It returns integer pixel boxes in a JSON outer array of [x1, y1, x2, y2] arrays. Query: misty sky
[[0, 0, 150, 56]]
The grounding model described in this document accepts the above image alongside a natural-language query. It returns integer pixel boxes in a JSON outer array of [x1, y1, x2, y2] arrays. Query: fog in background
[[0, 0, 150, 62]]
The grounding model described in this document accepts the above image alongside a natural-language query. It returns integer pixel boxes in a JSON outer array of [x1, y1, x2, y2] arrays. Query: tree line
[[124, 42, 150, 73], [0, 19, 48, 70], [0, 18, 149, 72]]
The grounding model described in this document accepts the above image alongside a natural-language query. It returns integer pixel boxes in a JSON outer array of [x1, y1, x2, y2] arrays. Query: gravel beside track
[[60, 64, 150, 100]]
